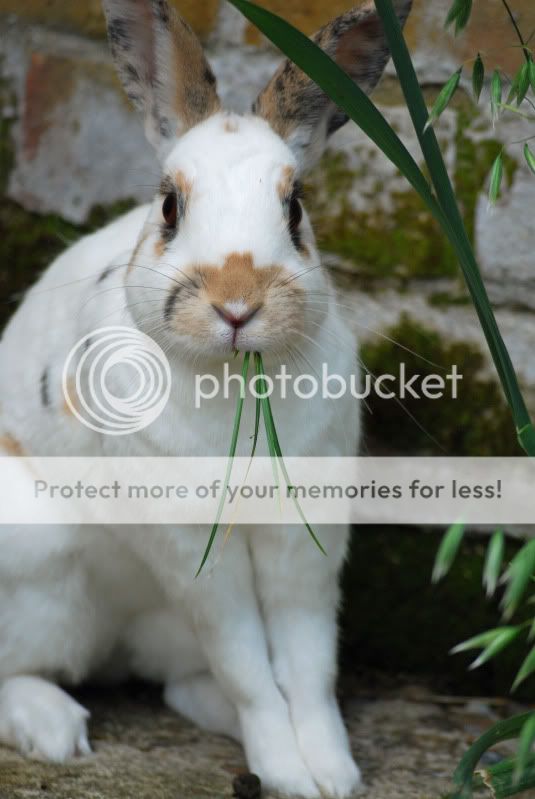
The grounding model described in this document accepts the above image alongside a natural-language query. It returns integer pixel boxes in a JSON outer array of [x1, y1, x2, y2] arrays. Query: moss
[[306, 151, 459, 283], [305, 97, 519, 291], [341, 527, 531, 698], [360, 314, 521, 456], [0, 198, 136, 333]]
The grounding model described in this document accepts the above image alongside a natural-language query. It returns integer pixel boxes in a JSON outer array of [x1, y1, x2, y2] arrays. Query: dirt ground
[[0, 674, 524, 799]]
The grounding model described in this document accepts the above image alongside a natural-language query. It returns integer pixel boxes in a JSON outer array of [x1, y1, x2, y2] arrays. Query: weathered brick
[[0, 0, 220, 39], [405, 0, 535, 75]]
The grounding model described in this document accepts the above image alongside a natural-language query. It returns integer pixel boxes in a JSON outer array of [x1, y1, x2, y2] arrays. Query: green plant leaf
[[424, 68, 462, 130], [483, 529, 505, 597], [475, 752, 535, 798], [432, 522, 465, 582], [491, 69, 503, 121], [514, 714, 535, 783], [488, 151, 504, 205], [196, 352, 250, 576], [530, 60, 535, 93], [517, 61, 531, 106], [472, 53, 485, 102], [468, 626, 522, 670], [525, 143, 535, 176], [502, 540, 535, 619], [512, 646, 535, 692], [254, 352, 326, 555], [450, 627, 513, 654], [445, 0, 472, 34], [453, 712, 534, 798]]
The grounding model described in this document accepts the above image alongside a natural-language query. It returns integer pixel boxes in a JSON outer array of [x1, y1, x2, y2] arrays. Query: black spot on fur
[[164, 285, 182, 322], [155, 0, 170, 26], [40, 368, 50, 408], [97, 264, 114, 284], [108, 18, 131, 50]]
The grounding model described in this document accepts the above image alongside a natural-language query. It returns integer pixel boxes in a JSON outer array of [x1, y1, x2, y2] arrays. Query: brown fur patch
[[169, 10, 221, 131], [154, 239, 166, 259], [223, 117, 239, 133], [0, 433, 25, 456], [174, 170, 193, 198], [200, 253, 284, 307], [63, 377, 81, 417], [278, 165, 296, 200]]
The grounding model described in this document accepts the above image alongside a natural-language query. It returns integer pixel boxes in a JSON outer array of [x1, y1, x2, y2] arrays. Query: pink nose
[[212, 304, 261, 329]]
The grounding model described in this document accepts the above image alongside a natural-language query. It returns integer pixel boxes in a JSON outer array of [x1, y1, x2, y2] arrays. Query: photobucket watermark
[[195, 363, 463, 408]]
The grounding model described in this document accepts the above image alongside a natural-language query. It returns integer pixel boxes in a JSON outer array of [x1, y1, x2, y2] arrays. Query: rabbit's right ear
[[102, 0, 221, 159]]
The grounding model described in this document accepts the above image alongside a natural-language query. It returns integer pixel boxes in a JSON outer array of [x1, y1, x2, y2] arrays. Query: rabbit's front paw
[[0, 676, 91, 762], [303, 750, 363, 798]]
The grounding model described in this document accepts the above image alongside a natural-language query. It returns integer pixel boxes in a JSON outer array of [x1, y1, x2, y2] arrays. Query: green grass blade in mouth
[[196, 351, 250, 577], [254, 352, 326, 555]]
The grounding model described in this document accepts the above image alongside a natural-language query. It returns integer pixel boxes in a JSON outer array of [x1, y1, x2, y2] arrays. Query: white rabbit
[[0, 0, 411, 795]]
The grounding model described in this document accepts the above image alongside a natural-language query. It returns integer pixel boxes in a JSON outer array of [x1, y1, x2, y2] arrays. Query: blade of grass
[[227, 0, 535, 455], [196, 352, 250, 576], [254, 352, 326, 555], [453, 712, 534, 798]]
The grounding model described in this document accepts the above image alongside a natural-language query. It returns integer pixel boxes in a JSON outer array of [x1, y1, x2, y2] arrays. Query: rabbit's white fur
[[0, 0, 412, 795]]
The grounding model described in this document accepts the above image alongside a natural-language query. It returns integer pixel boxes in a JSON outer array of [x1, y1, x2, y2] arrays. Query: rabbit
[[0, 0, 412, 795]]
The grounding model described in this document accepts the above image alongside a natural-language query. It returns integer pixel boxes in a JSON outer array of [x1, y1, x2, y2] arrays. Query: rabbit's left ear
[[102, 0, 220, 159], [254, 0, 412, 173]]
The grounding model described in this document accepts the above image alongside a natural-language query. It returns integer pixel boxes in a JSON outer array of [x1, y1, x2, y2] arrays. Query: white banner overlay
[[0, 457, 533, 525]]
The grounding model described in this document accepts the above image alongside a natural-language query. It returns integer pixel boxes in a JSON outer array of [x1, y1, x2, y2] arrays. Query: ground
[[0, 675, 522, 799]]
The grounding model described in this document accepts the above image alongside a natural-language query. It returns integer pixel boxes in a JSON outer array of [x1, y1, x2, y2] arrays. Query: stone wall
[[1, 0, 535, 455]]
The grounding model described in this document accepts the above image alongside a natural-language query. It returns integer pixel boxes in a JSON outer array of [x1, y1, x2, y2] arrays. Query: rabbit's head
[[102, 0, 411, 361]]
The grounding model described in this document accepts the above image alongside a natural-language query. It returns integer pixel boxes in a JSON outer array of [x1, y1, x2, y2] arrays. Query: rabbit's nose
[[212, 303, 262, 329]]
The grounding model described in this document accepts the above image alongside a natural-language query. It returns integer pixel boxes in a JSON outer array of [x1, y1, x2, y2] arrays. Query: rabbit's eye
[[162, 192, 177, 227], [289, 194, 303, 249]]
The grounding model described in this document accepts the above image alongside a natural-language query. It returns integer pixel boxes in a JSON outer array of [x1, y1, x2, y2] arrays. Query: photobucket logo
[[62, 327, 171, 436], [195, 363, 463, 407]]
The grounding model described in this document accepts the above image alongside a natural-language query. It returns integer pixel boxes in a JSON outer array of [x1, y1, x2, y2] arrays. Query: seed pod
[[490, 70, 502, 123], [472, 53, 484, 102], [488, 151, 504, 206], [424, 68, 462, 131], [445, 0, 472, 34], [517, 61, 531, 106], [524, 143, 535, 176]]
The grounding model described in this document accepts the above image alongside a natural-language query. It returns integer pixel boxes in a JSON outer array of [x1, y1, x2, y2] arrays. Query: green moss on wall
[[305, 96, 519, 292], [360, 314, 521, 456]]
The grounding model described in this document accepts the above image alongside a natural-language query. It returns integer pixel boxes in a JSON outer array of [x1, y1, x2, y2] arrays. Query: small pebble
[[232, 772, 262, 799]]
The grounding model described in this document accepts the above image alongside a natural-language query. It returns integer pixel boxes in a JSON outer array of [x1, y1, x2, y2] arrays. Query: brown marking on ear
[[278, 165, 296, 200], [168, 11, 221, 132], [174, 170, 193, 198], [0, 433, 25, 456], [255, 1, 412, 150]]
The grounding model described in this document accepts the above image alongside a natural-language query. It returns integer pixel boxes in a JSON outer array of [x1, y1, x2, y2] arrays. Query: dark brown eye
[[289, 194, 303, 249], [162, 192, 177, 226]]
